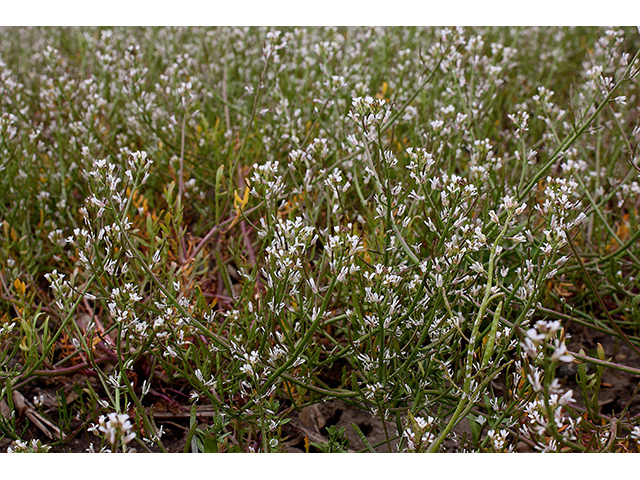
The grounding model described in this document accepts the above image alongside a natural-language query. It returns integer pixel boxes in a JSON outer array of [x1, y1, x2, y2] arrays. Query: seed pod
[[481, 300, 503, 369]]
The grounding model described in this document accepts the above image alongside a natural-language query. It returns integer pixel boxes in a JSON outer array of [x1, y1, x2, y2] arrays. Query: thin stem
[[428, 212, 513, 452], [178, 111, 188, 263]]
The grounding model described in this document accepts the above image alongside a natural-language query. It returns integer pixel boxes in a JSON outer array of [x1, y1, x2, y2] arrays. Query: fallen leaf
[[12, 390, 66, 440]]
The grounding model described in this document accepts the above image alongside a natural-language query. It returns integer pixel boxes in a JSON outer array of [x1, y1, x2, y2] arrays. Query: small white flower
[[527, 369, 543, 392], [534, 320, 561, 340], [487, 428, 509, 451], [98, 412, 136, 447], [501, 195, 516, 210], [558, 389, 575, 405], [551, 340, 573, 363]]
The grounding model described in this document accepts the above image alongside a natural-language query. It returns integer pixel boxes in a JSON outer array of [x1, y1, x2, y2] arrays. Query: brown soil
[[564, 323, 640, 417]]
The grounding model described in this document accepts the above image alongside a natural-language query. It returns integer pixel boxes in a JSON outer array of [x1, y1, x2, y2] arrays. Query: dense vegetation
[[1, 27, 640, 452]]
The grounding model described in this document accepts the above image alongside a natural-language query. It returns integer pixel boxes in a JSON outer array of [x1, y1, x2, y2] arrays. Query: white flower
[[527, 369, 543, 392], [240, 363, 254, 376], [551, 340, 573, 363], [534, 320, 561, 340], [470, 261, 484, 274], [98, 413, 136, 447], [487, 429, 509, 450], [558, 389, 575, 405], [525, 328, 544, 344], [501, 195, 516, 210]]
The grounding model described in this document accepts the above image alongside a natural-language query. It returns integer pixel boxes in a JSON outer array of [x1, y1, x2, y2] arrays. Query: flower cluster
[[400, 414, 438, 453], [88, 412, 137, 451], [6, 439, 52, 453]]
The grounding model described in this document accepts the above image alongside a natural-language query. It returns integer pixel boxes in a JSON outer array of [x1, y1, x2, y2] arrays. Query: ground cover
[[1, 26, 640, 452]]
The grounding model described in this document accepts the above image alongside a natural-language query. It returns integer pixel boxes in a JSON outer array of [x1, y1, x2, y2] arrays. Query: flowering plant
[[1, 27, 640, 453]]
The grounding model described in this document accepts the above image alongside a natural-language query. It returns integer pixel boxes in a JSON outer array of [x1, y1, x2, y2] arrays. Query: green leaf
[[203, 434, 218, 453], [350, 422, 375, 453], [468, 415, 483, 444]]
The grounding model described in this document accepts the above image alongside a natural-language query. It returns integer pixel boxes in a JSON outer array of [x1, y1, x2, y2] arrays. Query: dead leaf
[[0, 398, 10, 420], [287, 416, 355, 453], [299, 403, 325, 432], [12, 390, 66, 440]]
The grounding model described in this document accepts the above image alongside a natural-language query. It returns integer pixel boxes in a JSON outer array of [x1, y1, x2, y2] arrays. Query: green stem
[[428, 212, 512, 452]]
